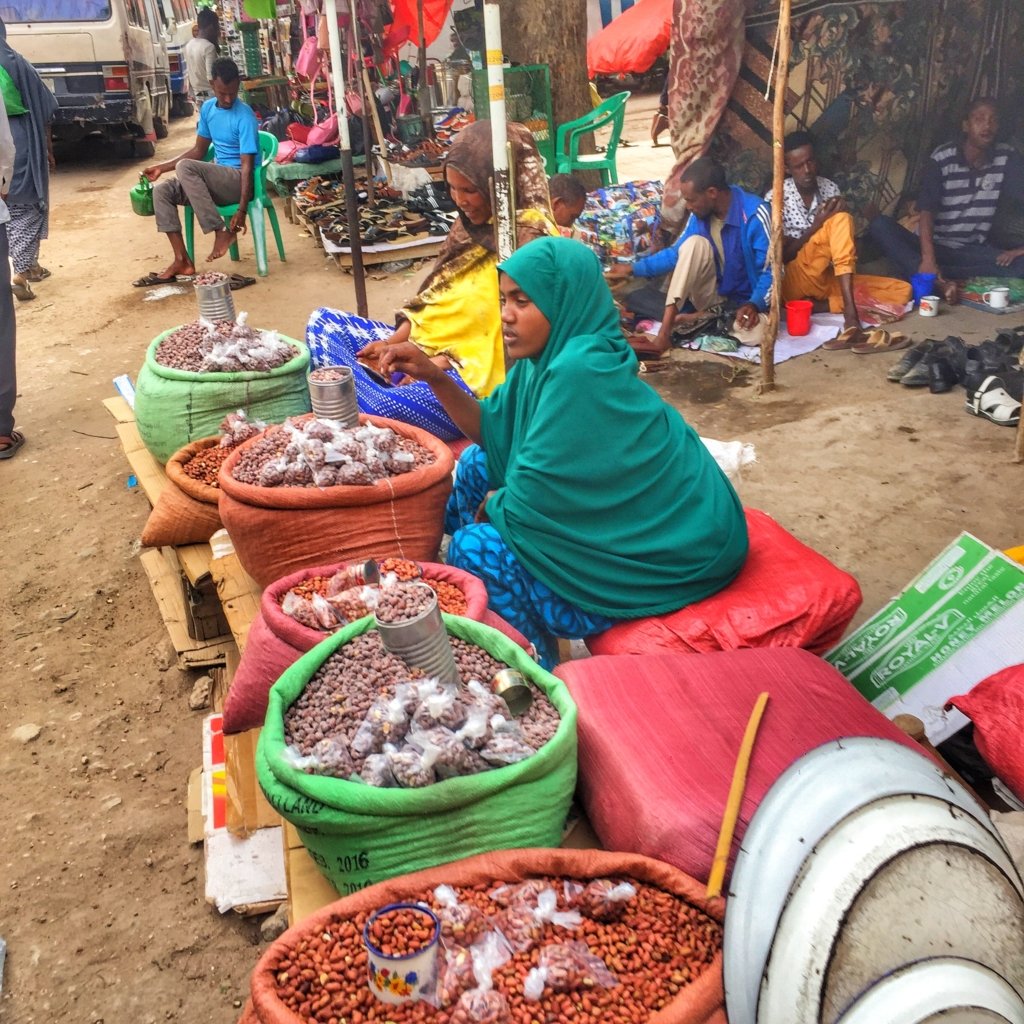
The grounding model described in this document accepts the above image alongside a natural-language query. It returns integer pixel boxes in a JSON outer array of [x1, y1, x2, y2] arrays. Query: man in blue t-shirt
[[135, 58, 259, 285]]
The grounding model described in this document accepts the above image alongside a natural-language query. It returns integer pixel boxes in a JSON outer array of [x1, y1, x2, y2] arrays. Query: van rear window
[[0, 1, 112, 21]]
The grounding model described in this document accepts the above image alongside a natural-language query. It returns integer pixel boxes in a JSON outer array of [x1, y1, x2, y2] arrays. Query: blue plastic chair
[[184, 130, 286, 277], [555, 91, 631, 187]]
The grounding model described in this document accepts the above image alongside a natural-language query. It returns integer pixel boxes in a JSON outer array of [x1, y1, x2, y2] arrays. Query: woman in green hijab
[[381, 235, 748, 666]]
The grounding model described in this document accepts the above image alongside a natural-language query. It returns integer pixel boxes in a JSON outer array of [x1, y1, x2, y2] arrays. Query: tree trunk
[[499, 0, 591, 142]]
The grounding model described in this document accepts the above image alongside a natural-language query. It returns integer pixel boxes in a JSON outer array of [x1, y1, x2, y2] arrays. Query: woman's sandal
[[850, 329, 911, 354], [11, 280, 35, 301], [966, 376, 1021, 426], [822, 325, 868, 350]]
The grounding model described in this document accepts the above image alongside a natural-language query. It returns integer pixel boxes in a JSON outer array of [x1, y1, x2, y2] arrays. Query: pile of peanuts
[[375, 584, 435, 623], [309, 367, 350, 384], [154, 319, 296, 373], [367, 906, 437, 957], [267, 877, 721, 1024], [181, 444, 231, 486], [281, 632, 559, 779], [231, 418, 434, 488], [193, 270, 229, 286]]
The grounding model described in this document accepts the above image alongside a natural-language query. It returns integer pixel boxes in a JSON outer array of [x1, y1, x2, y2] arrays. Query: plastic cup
[[910, 272, 938, 306], [363, 903, 440, 1004], [785, 300, 813, 337]]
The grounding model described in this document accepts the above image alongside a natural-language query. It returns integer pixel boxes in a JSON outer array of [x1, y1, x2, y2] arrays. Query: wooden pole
[[1016, 399, 1024, 462], [324, 0, 368, 317], [761, 0, 791, 391], [483, 0, 513, 262]]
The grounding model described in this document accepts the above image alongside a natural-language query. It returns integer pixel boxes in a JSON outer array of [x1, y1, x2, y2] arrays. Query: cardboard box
[[201, 713, 287, 914], [826, 533, 1024, 744]]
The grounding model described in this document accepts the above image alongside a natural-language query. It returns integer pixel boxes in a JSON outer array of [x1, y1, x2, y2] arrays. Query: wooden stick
[[761, 0, 791, 391], [1015, 397, 1024, 463], [362, 64, 392, 184], [706, 691, 770, 899]]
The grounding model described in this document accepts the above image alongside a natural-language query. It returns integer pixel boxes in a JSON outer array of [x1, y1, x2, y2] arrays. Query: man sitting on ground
[[549, 172, 587, 234], [607, 157, 772, 357], [134, 57, 257, 286], [773, 130, 910, 348], [867, 97, 1024, 304]]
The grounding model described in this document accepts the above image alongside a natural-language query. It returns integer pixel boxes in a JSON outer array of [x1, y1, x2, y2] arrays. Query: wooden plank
[[139, 548, 231, 669], [331, 239, 443, 269], [210, 552, 262, 655], [176, 543, 214, 586], [103, 395, 135, 423], [283, 822, 340, 925]]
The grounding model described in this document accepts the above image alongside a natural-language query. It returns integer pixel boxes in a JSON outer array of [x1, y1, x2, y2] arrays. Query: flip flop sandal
[[966, 376, 1021, 426], [11, 280, 35, 301], [227, 274, 256, 290], [851, 330, 911, 354], [0, 429, 25, 460], [26, 266, 51, 282], [822, 326, 868, 350]]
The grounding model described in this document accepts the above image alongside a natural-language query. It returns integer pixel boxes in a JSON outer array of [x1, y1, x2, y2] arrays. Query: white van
[[0, 0, 173, 157], [154, 0, 197, 118]]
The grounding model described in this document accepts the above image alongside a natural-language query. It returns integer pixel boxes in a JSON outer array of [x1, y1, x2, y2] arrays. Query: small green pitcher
[[129, 173, 154, 217]]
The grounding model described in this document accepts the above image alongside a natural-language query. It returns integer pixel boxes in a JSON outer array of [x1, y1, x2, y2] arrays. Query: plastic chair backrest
[[556, 90, 630, 167]]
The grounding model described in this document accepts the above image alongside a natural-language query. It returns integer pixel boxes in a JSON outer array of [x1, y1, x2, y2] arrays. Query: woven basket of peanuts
[[239, 848, 725, 1024]]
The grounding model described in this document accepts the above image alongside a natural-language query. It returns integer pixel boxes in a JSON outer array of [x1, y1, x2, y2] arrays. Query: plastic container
[[194, 278, 236, 322], [375, 583, 460, 686], [785, 300, 813, 336], [910, 272, 938, 306], [130, 174, 154, 217], [363, 903, 441, 1004], [307, 365, 359, 425]]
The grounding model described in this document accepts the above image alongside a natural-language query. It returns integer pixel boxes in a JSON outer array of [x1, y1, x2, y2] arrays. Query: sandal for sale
[[966, 375, 1021, 426], [850, 329, 911, 354]]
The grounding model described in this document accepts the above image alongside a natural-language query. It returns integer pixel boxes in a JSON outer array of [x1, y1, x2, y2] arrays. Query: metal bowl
[[724, 737, 1015, 1024]]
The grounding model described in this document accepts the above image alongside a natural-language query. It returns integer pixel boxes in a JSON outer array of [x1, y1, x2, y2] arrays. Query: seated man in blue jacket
[[608, 157, 773, 357]]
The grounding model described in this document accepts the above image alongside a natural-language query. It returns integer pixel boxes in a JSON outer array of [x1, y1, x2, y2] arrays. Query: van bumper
[[52, 97, 134, 125]]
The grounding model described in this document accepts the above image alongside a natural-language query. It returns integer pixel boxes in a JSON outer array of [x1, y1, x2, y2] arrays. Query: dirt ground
[[1, 97, 1021, 1024]]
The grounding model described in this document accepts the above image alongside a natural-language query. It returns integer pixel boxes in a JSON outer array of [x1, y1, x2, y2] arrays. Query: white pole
[[483, 0, 513, 261], [323, 0, 368, 316]]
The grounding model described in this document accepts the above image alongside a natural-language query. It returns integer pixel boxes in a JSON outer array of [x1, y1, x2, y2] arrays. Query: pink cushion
[[587, 509, 861, 657], [556, 647, 926, 884]]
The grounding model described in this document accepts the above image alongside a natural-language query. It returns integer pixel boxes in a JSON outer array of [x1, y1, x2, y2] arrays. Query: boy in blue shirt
[[608, 157, 773, 358], [135, 58, 259, 285]]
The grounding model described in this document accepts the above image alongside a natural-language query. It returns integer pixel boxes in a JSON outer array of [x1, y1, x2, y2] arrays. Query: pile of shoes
[[887, 328, 1024, 426]]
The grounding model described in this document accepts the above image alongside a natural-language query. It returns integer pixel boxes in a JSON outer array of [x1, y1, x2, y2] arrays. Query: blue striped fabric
[[305, 307, 472, 441], [919, 142, 1021, 249]]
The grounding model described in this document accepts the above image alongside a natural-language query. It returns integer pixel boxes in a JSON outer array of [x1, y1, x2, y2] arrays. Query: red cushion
[[948, 664, 1024, 801], [556, 647, 926, 884], [586, 509, 861, 657]]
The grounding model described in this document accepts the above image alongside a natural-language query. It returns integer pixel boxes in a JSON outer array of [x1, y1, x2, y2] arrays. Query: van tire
[[133, 139, 157, 159], [171, 96, 194, 118], [154, 116, 169, 140]]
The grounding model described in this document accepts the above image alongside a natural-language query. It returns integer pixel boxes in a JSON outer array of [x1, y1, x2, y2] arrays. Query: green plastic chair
[[555, 91, 631, 187], [184, 130, 286, 277]]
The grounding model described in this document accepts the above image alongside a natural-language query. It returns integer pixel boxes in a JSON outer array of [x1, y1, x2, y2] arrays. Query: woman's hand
[[996, 247, 1024, 267], [380, 341, 447, 384], [475, 490, 497, 523]]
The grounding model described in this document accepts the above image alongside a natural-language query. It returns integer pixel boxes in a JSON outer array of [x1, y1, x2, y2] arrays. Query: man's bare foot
[[159, 259, 196, 281], [207, 229, 237, 262], [939, 278, 960, 305]]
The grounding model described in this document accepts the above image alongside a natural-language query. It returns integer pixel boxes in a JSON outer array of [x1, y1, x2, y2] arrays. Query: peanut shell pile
[[154, 313, 296, 373]]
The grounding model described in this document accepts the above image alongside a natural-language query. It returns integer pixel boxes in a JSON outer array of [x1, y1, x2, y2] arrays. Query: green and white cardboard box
[[826, 533, 1024, 745]]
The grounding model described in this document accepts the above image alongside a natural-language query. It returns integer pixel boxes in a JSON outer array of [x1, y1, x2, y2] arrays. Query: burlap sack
[[240, 847, 725, 1024], [217, 415, 454, 588], [140, 437, 223, 548]]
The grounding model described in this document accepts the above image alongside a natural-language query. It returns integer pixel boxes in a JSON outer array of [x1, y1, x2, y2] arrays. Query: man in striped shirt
[[868, 98, 1024, 303]]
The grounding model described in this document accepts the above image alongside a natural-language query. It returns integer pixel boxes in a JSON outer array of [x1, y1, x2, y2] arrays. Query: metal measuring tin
[[490, 669, 533, 717]]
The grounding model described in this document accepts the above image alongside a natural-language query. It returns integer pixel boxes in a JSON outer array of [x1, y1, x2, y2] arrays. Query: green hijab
[[481, 236, 748, 617]]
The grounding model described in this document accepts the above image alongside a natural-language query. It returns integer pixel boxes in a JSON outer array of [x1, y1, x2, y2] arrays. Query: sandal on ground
[[11, 280, 35, 301], [132, 270, 192, 287], [0, 429, 25, 460], [965, 375, 1021, 426], [851, 329, 911, 354], [26, 265, 51, 282], [227, 274, 256, 290], [822, 325, 868, 350]]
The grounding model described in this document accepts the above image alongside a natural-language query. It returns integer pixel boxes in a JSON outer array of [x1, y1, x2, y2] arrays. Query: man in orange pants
[[771, 131, 910, 348]]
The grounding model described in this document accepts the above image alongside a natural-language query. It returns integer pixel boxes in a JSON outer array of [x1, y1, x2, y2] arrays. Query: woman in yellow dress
[[305, 121, 556, 439]]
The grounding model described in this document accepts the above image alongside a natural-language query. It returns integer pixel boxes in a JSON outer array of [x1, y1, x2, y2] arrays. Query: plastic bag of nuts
[[448, 932, 514, 1024], [564, 879, 638, 922], [523, 941, 618, 999], [493, 888, 582, 953], [434, 884, 490, 949]]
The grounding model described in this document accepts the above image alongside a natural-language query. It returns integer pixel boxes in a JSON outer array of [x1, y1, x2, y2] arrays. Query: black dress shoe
[[977, 339, 1012, 375], [928, 356, 961, 393], [888, 342, 933, 382]]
